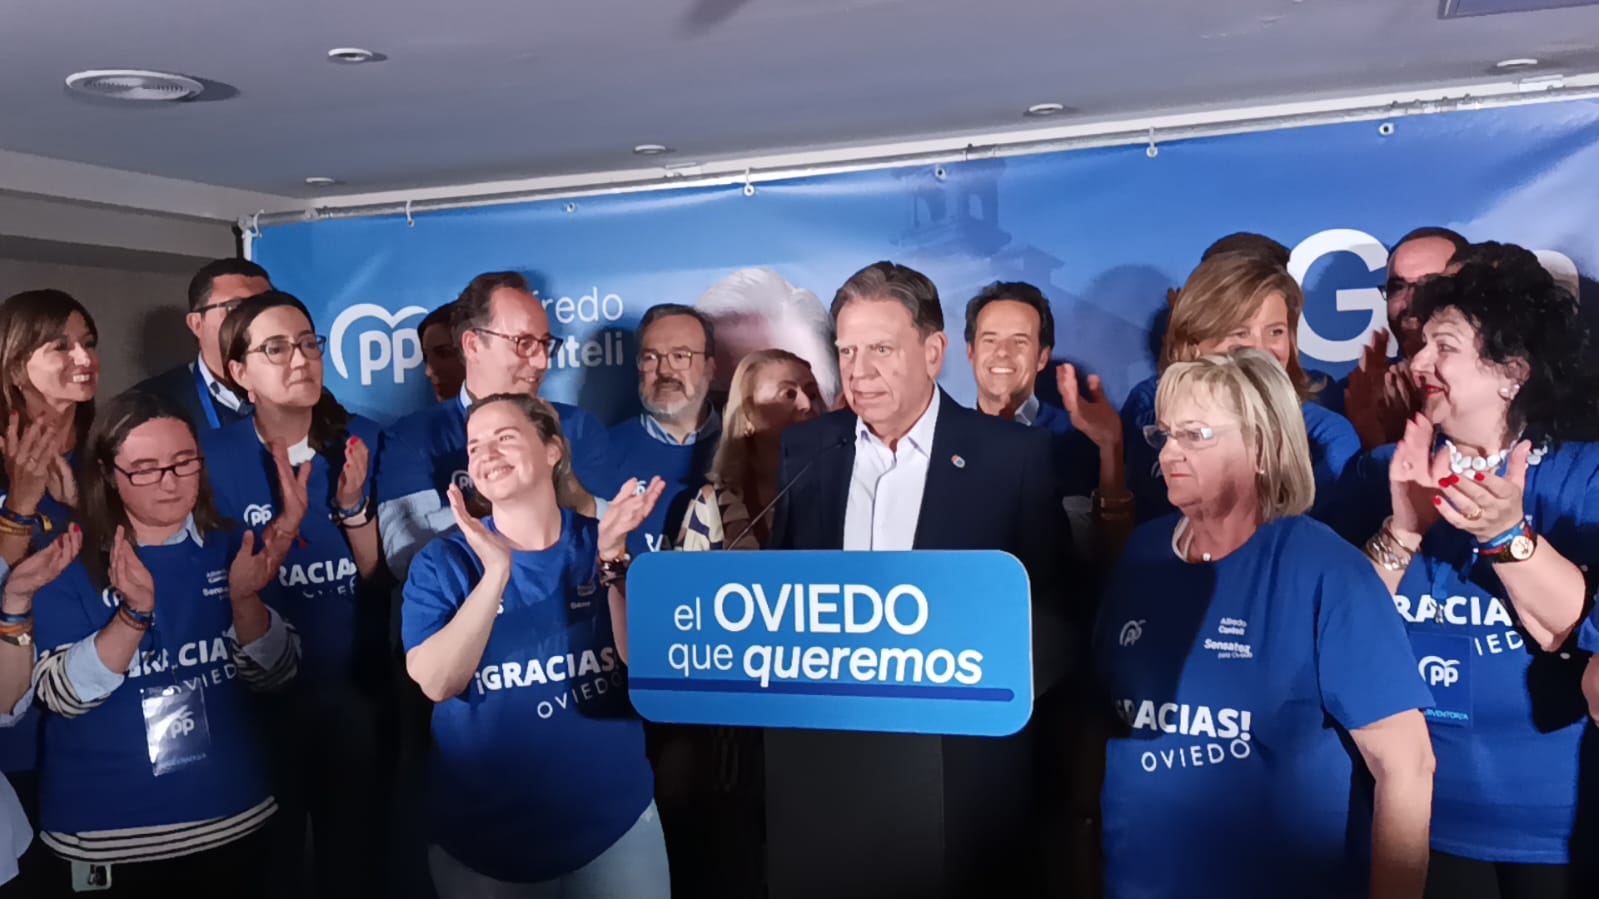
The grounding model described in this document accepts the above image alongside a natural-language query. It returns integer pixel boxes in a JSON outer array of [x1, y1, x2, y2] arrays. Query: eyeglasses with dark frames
[[115, 456, 205, 487], [472, 328, 561, 359]]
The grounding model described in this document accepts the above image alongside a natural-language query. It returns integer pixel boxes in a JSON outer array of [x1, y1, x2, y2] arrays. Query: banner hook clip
[[404, 200, 415, 228], [742, 169, 756, 198], [248, 211, 262, 239], [1145, 127, 1159, 159]]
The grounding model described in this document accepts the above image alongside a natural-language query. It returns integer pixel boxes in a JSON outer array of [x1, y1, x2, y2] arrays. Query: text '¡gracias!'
[[669, 583, 984, 688]]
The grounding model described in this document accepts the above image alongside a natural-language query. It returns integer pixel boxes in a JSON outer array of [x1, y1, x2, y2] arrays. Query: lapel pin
[[951, 455, 966, 469]]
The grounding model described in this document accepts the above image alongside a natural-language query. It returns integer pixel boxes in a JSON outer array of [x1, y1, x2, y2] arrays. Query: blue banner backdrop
[[253, 100, 1599, 426]]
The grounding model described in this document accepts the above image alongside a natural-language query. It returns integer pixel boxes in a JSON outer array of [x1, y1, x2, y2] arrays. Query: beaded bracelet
[[118, 602, 155, 631], [0, 610, 32, 626]]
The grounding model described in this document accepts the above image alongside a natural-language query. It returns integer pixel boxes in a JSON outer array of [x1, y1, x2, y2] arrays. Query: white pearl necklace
[[1443, 438, 1548, 475], [1171, 519, 1212, 563]]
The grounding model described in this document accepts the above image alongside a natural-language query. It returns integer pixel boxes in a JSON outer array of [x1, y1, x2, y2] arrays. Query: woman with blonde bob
[[1120, 251, 1361, 526], [1091, 349, 1434, 899], [655, 348, 822, 896]]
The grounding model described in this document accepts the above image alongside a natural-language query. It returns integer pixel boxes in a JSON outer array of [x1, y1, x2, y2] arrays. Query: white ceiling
[[3, 0, 1599, 208]]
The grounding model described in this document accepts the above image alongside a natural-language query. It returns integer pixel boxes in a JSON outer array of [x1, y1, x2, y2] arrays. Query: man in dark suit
[[131, 258, 271, 429], [766, 261, 1069, 898]]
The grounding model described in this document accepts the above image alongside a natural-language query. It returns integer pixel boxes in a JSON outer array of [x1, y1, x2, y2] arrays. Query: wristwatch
[[1481, 524, 1538, 564]]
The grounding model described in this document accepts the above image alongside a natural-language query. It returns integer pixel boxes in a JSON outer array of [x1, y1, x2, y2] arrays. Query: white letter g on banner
[[1290, 228, 1391, 364]]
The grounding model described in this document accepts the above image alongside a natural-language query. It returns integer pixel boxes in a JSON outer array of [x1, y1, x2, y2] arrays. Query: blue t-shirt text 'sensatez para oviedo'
[[402, 510, 652, 883], [1094, 515, 1431, 899]]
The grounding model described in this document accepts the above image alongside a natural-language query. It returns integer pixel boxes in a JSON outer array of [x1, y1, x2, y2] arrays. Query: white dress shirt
[[196, 354, 244, 412], [843, 391, 940, 551]]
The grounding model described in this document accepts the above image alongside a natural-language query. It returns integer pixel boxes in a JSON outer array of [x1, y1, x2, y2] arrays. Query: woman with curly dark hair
[[1349, 245, 1599, 898]]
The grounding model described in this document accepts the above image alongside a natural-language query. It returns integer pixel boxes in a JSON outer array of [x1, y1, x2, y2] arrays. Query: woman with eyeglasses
[[1348, 248, 1599, 899], [403, 394, 668, 898], [199, 291, 387, 897], [1120, 252, 1362, 532], [1091, 349, 1434, 899], [26, 390, 300, 896]]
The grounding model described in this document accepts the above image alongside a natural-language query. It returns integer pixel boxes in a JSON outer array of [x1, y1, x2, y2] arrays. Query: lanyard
[[193, 364, 221, 430]]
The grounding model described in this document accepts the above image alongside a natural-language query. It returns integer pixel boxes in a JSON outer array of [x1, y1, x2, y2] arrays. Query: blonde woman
[[680, 349, 824, 552], [659, 349, 821, 897], [1120, 251, 1361, 526], [1093, 349, 1433, 899]]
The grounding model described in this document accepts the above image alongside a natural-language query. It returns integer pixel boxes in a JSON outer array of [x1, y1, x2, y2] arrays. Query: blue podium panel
[[624, 550, 1033, 736]]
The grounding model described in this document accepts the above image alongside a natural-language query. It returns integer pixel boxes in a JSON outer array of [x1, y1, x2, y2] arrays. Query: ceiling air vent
[[64, 69, 204, 102]]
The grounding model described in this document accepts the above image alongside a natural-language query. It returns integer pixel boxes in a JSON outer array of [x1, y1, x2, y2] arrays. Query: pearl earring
[[1499, 384, 1519, 399]]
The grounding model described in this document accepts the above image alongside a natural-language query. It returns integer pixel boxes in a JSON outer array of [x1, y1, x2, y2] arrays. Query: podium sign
[[624, 550, 1033, 736]]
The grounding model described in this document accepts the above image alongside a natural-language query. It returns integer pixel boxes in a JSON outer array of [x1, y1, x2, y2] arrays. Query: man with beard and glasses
[[606, 304, 720, 557], [1341, 227, 1469, 448]]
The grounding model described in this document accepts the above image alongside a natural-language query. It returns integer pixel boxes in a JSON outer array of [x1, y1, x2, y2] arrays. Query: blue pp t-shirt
[[379, 393, 613, 511], [202, 416, 383, 685], [1094, 515, 1430, 899], [605, 416, 718, 556], [401, 510, 653, 883], [31, 530, 276, 834], [1121, 374, 1361, 529], [1363, 441, 1599, 863]]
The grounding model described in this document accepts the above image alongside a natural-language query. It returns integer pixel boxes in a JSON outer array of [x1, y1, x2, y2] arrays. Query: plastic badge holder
[[140, 683, 212, 776]]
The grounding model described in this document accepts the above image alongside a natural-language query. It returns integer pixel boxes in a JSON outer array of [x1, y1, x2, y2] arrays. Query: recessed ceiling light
[[327, 48, 380, 64], [304, 176, 340, 187], [64, 69, 204, 102], [1495, 57, 1540, 70], [1025, 102, 1066, 117], [633, 144, 673, 156]]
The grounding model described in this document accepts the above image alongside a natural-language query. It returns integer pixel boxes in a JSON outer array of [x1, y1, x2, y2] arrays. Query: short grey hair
[[831, 261, 944, 338], [1156, 348, 1315, 523]]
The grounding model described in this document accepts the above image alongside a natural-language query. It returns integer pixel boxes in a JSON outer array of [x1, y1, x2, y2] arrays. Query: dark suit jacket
[[771, 389, 1068, 639], [764, 389, 1072, 895], [131, 362, 252, 431]]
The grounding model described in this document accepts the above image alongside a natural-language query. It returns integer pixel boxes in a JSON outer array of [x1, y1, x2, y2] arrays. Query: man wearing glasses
[[376, 271, 612, 579], [1344, 227, 1469, 448], [607, 304, 721, 557], [132, 258, 272, 430]]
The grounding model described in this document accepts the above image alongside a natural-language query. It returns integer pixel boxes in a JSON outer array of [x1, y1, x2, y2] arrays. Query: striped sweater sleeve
[[34, 636, 124, 719], [226, 606, 299, 692]]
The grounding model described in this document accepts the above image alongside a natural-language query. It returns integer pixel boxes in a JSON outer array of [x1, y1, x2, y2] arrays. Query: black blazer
[[130, 362, 252, 431], [771, 389, 1068, 626]]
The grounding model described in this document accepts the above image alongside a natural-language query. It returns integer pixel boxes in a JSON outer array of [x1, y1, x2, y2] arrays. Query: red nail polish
[[1433, 496, 1443, 505], [1438, 478, 1452, 488], [1474, 473, 1485, 482]]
